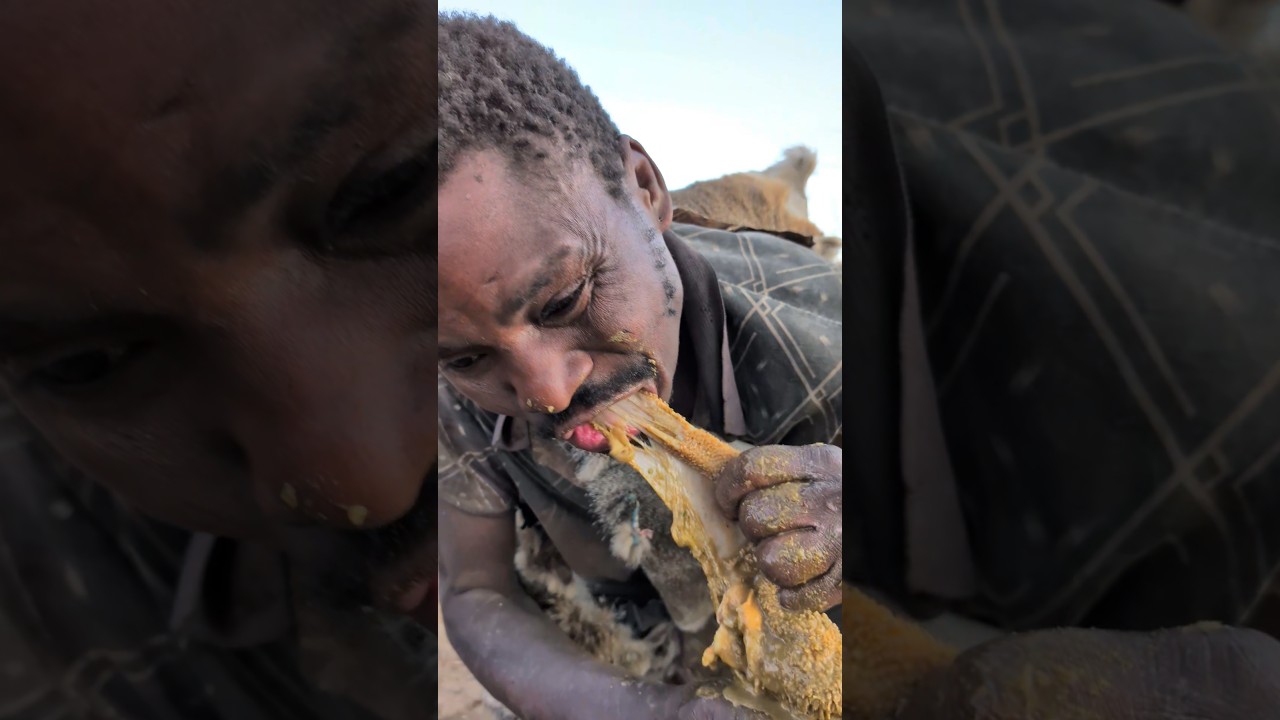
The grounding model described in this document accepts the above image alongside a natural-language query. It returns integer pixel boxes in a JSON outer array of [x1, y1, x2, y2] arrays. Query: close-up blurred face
[[437, 142, 684, 453], [0, 0, 439, 618]]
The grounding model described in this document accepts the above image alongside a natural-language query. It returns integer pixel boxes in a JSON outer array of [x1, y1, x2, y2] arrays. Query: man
[[0, 2, 1275, 720], [0, 1, 440, 718], [437, 7, 1280, 720], [435, 13, 843, 720]]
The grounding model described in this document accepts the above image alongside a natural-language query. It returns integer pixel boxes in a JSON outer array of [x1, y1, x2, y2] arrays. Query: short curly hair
[[438, 13, 626, 199]]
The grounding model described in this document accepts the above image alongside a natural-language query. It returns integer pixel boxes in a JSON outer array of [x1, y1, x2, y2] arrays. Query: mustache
[[288, 464, 438, 610], [539, 356, 657, 435]]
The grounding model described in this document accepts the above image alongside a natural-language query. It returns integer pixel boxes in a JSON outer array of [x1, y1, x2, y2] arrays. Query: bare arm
[[438, 502, 684, 720]]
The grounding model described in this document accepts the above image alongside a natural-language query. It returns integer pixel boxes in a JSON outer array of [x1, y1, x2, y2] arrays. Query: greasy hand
[[714, 444, 841, 612], [899, 624, 1280, 719]]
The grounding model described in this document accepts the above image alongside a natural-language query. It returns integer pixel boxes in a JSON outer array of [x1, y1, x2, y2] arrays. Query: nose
[[507, 338, 592, 416], [218, 333, 434, 531]]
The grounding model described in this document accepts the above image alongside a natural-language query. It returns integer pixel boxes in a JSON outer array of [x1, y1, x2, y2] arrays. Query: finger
[[739, 480, 839, 542], [714, 444, 840, 520], [777, 554, 842, 613], [757, 518, 841, 588]]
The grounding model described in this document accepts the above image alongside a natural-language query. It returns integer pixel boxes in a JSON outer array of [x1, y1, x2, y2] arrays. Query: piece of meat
[[598, 391, 958, 719], [595, 392, 838, 718]]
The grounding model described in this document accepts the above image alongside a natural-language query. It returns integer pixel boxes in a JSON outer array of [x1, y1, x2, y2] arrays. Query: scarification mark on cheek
[[662, 277, 678, 316], [641, 223, 679, 317]]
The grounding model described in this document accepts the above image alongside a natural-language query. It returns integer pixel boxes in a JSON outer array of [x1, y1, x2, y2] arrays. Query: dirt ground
[[437, 604, 492, 720]]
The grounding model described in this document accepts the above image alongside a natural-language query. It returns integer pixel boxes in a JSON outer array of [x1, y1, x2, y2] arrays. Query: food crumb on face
[[280, 483, 298, 509], [346, 505, 368, 527]]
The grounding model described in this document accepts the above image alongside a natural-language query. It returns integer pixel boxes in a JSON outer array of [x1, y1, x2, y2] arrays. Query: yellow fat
[[601, 392, 957, 720]]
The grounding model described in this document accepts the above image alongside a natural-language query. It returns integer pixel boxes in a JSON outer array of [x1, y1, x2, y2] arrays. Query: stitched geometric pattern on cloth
[[850, 0, 1280, 634], [686, 224, 842, 446]]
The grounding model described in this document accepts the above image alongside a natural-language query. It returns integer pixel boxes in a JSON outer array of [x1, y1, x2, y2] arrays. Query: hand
[[713, 444, 841, 612], [898, 624, 1280, 719]]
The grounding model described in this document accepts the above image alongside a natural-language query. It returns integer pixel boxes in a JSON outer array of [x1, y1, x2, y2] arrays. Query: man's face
[[0, 0, 439, 617], [437, 144, 682, 452]]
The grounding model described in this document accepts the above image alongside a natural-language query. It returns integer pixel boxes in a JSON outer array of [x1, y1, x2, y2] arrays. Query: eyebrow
[[496, 246, 576, 324]]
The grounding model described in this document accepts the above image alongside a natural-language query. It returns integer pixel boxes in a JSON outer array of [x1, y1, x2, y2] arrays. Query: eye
[[444, 354, 483, 373], [28, 343, 143, 391], [540, 279, 588, 324], [325, 144, 435, 237]]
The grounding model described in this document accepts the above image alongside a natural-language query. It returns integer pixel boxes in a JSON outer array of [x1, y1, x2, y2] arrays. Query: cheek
[[612, 255, 682, 355], [441, 373, 508, 416]]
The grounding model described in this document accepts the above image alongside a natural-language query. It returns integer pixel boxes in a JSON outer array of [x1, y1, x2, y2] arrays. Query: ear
[[618, 135, 673, 233]]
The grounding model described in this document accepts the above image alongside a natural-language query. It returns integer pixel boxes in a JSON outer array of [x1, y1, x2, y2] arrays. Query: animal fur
[[475, 508, 684, 719], [511, 507, 682, 682], [670, 145, 843, 266], [480, 440, 762, 718]]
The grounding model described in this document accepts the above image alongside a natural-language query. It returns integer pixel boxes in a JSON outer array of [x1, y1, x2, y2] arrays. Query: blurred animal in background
[[670, 146, 843, 266]]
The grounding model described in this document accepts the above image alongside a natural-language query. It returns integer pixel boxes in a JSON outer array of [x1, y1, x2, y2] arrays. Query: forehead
[[0, 0, 433, 194], [436, 153, 606, 331], [0, 1, 433, 138], [437, 154, 537, 325], [0, 0, 435, 309]]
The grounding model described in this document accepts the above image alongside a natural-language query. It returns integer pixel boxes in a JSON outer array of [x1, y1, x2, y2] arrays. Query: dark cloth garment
[[438, 222, 843, 632], [848, 0, 1280, 636], [0, 410, 413, 720]]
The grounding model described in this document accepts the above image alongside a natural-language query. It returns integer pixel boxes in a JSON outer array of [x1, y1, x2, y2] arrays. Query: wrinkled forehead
[[0, 0, 435, 285], [4, 0, 438, 82], [0, 0, 434, 130], [0, 0, 435, 210], [437, 151, 603, 277], [437, 152, 629, 343]]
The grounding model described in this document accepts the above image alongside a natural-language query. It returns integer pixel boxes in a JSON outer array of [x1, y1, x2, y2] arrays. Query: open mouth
[[557, 383, 653, 453]]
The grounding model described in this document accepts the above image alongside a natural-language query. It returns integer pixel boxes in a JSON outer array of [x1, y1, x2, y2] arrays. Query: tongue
[[568, 424, 611, 453]]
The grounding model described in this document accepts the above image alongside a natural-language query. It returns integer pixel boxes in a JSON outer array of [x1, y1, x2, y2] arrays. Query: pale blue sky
[[439, 2, 843, 237]]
